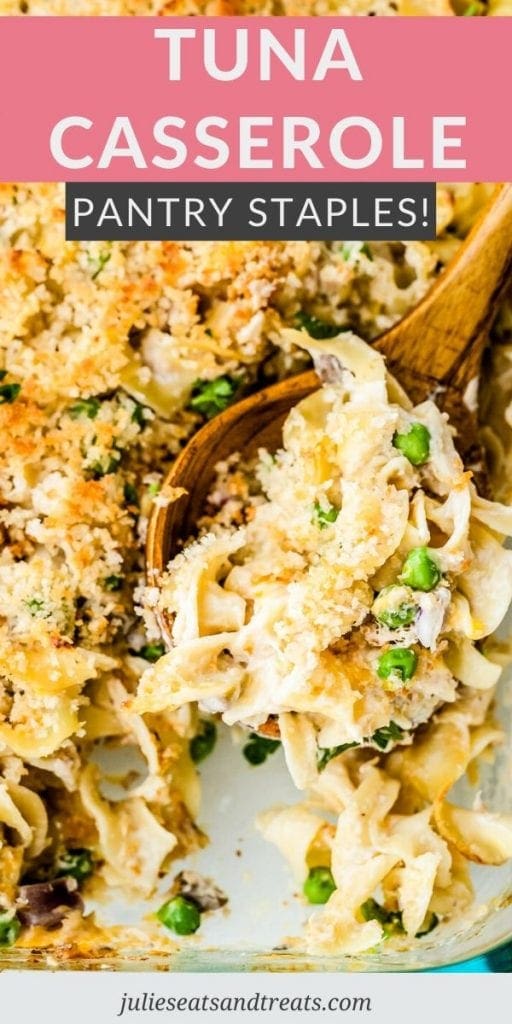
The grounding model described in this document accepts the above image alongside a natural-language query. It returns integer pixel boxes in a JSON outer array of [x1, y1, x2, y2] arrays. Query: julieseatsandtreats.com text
[[116, 991, 373, 1016]]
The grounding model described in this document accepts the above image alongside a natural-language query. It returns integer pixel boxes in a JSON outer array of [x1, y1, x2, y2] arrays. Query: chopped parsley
[[25, 597, 45, 616], [316, 723, 406, 770], [89, 251, 111, 280], [189, 376, 240, 419], [131, 402, 148, 427], [341, 242, 373, 262], [69, 397, 100, 420], [104, 575, 123, 592], [0, 382, 21, 404], [189, 719, 217, 764], [317, 742, 359, 772], [295, 311, 342, 340], [56, 848, 94, 883], [371, 722, 405, 750], [312, 500, 339, 529], [243, 733, 281, 766], [123, 482, 139, 507], [147, 481, 161, 497], [85, 453, 121, 480]]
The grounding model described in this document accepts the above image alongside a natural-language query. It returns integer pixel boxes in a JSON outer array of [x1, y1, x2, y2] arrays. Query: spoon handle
[[374, 183, 512, 393]]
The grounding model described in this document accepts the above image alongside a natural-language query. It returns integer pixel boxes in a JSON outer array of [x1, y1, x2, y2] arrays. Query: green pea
[[189, 720, 217, 764], [377, 605, 416, 630], [140, 642, 165, 663], [377, 648, 417, 684], [157, 896, 201, 936], [393, 422, 431, 466], [56, 848, 94, 883], [400, 547, 441, 592], [0, 912, 21, 947], [303, 867, 336, 905], [374, 585, 417, 629]]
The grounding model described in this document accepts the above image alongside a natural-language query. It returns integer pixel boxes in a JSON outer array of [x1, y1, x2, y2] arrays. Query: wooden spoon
[[147, 183, 512, 660]]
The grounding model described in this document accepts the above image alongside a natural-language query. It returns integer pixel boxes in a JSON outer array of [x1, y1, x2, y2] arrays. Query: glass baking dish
[[1, 618, 511, 975]]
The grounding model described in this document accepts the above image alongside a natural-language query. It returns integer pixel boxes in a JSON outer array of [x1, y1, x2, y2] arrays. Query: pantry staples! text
[[65, 184, 436, 241]]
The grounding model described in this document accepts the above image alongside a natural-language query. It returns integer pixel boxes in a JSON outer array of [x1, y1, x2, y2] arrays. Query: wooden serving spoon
[[147, 183, 512, 662]]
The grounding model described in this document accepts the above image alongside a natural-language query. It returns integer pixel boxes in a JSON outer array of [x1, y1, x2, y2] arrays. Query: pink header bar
[[0, 16, 510, 182]]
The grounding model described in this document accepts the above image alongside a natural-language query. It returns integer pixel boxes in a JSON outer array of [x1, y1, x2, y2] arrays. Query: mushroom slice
[[17, 877, 83, 930]]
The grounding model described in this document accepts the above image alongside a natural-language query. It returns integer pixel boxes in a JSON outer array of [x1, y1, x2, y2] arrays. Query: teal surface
[[434, 943, 512, 972]]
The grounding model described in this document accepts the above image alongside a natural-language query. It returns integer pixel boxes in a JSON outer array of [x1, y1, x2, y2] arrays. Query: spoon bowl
[[146, 370, 318, 597]]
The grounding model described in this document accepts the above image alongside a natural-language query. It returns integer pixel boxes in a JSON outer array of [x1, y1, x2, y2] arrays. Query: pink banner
[[0, 16, 509, 182]]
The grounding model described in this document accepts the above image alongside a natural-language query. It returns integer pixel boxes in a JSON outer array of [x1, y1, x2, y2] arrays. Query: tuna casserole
[[137, 331, 512, 953], [2, 181, 512, 959], [1, 3, 512, 959]]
